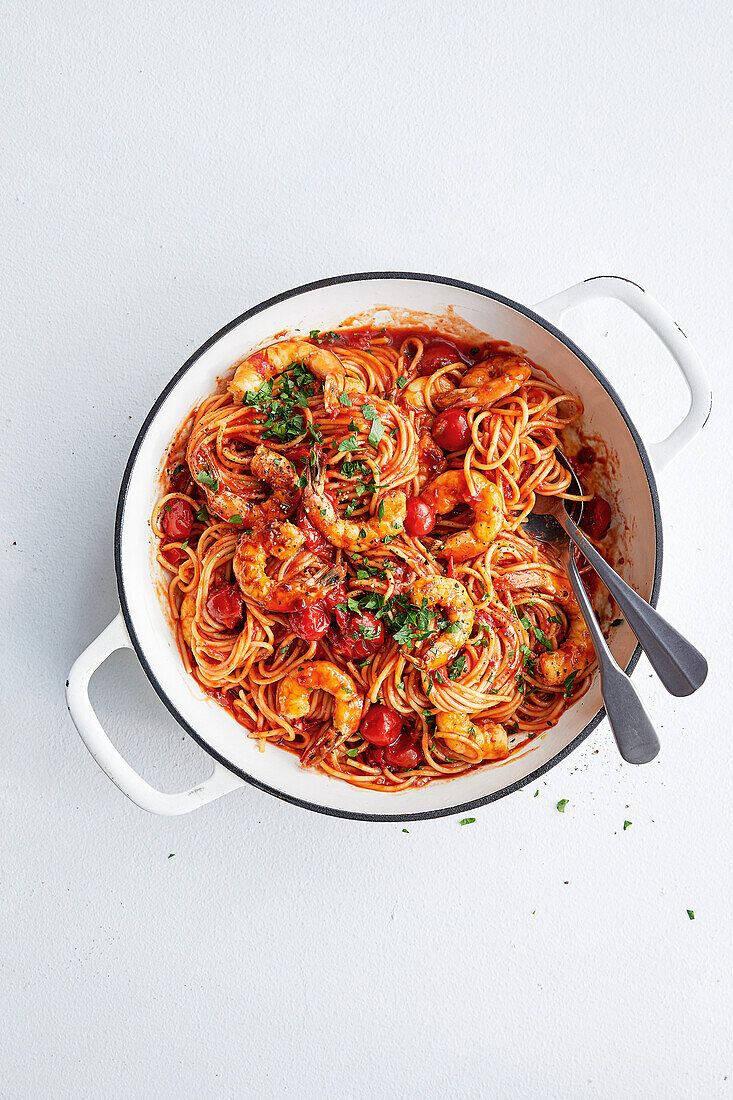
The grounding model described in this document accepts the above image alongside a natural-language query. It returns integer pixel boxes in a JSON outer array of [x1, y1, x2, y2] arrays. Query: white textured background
[[2, 2, 732, 1097]]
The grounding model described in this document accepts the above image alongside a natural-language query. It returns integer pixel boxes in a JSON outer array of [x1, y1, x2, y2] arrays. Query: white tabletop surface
[[3, 1, 731, 1097]]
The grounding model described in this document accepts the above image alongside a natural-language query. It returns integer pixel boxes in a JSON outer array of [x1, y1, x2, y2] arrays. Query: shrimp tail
[[307, 446, 327, 492]]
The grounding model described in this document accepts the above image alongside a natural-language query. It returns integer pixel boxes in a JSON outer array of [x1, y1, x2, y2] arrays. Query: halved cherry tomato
[[404, 497, 436, 538], [323, 583, 347, 612], [360, 704, 403, 746], [206, 583, 244, 631], [581, 495, 612, 540], [367, 745, 386, 767], [384, 731, 423, 770], [327, 610, 385, 660], [432, 408, 471, 452], [162, 499, 194, 540], [289, 603, 330, 641], [161, 545, 187, 567], [418, 342, 464, 376]]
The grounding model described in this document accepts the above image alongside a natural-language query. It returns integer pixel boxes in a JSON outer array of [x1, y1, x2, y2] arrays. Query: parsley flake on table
[[623, 820, 632, 830], [556, 798, 569, 813], [460, 817, 475, 826], [687, 909, 695, 920]]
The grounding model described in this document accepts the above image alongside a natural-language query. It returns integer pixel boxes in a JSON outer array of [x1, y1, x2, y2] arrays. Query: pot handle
[[66, 612, 246, 815], [532, 275, 712, 471]]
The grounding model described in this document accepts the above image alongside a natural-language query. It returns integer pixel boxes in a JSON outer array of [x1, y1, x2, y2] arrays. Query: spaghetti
[[152, 326, 613, 791]]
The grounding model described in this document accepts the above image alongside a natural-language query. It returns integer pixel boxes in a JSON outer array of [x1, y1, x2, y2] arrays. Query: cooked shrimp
[[500, 566, 595, 686], [302, 447, 406, 552], [278, 661, 364, 766], [416, 432, 447, 490], [399, 374, 454, 413], [410, 575, 475, 671], [228, 338, 360, 413], [421, 470, 504, 561], [436, 711, 509, 762], [187, 442, 299, 525], [435, 355, 532, 409], [233, 522, 344, 611]]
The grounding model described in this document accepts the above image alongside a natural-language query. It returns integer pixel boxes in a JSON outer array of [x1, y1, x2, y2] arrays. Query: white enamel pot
[[66, 273, 711, 819]]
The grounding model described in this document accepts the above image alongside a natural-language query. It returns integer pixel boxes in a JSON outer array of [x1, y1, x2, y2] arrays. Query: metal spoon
[[554, 539, 660, 763], [523, 454, 708, 697]]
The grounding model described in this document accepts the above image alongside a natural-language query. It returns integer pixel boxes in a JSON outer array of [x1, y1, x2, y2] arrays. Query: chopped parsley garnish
[[563, 671, 578, 698], [447, 652, 467, 680], [194, 506, 209, 523], [377, 500, 385, 522], [338, 392, 352, 406], [241, 360, 317, 444], [230, 514, 244, 525], [556, 798, 569, 813], [460, 817, 475, 826], [172, 463, 186, 478], [548, 615, 562, 624], [687, 909, 695, 920], [181, 540, 189, 550], [341, 460, 370, 479], [396, 375, 407, 388], [344, 746, 360, 758], [361, 403, 384, 449], [520, 644, 536, 669], [196, 471, 219, 491], [337, 433, 360, 453], [623, 820, 632, 830], [531, 625, 553, 650], [309, 329, 340, 344]]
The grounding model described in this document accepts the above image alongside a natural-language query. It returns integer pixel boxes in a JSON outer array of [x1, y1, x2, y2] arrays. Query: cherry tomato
[[404, 497, 436, 538], [295, 503, 334, 558], [170, 466, 191, 494], [582, 496, 612, 540], [327, 610, 385, 660], [323, 583, 347, 612], [289, 602, 330, 641], [206, 583, 244, 631], [360, 704, 403, 746], [384, 731, 423, 770], [432, 408, 471, 452], [418, 342, 463, 376], [161, 545, 187, 567], [162, 499, 194, 540]]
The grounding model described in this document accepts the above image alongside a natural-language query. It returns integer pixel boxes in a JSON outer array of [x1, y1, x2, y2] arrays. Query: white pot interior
[[117, 276, 660, 818]]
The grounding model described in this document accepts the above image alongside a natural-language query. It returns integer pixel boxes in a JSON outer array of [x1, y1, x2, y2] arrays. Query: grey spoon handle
[[563, 549, 660, 764], [557, 512, 707, 697]]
